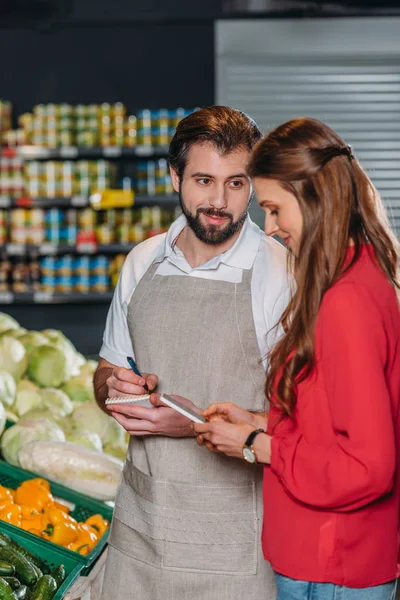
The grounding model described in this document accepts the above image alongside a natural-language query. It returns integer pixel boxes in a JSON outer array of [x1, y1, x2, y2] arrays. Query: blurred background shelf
[[0, 242, 137, 255], [0, 194, 179, 209], [2, 145, 171, 160], [0, 291, 114, 304]]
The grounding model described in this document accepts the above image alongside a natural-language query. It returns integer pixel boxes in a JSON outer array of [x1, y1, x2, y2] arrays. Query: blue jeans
[[275, 574, 397, 600]]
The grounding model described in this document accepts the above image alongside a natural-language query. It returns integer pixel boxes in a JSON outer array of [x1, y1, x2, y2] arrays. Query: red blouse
[[262, 245, 400, 587]]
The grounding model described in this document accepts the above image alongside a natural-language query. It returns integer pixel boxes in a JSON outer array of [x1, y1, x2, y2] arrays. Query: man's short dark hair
[[168, 105, 262, 178]]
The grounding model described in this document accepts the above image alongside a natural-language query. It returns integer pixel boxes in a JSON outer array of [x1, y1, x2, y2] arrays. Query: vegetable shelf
[[0, 460, 113, 573], [0, 522, 83, 600]]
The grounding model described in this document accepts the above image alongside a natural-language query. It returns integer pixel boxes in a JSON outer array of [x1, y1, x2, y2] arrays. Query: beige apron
[[101, 258, 276, 600]]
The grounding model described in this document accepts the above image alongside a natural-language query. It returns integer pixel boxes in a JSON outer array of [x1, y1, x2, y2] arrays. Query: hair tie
[[346, 145, 355, 161]]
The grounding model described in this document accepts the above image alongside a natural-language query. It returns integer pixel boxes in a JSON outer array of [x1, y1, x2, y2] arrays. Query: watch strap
[[244, 428, 266, 448]]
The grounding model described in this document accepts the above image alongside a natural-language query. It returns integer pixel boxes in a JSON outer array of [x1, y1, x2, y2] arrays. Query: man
[[95, 106, 289, 600]]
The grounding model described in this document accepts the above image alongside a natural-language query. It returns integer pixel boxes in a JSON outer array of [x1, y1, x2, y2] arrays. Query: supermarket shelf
[[0, 194, 179, 209], [0, 291, 114, 304], [0, 242, 136, 256], [1, 145, 170, 160]]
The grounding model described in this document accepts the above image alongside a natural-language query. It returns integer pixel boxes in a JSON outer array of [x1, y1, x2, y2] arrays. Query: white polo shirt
[[100, 214, 291, 367]]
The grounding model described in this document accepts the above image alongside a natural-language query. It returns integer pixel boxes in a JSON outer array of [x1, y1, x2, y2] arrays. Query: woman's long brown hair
[[248, 117, 400, 419]]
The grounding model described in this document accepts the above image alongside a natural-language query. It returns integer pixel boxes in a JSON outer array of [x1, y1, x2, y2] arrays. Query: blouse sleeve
[[270, 283, 395, 512]]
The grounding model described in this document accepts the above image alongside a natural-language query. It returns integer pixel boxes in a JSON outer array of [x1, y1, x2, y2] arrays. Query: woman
[[194, 118, 400, 599]]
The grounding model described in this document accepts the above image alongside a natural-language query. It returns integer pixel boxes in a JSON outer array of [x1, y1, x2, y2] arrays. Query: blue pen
[[127, 356, 149, 393]]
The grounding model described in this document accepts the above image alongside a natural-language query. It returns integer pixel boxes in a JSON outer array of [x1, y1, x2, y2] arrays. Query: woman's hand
[[203, 402, 263, 427], [194, 419, 255, 459]]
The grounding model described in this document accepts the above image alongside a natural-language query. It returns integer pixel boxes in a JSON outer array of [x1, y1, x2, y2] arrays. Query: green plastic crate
[[0, 521, 83, 600], [0, 459, 113, 570]]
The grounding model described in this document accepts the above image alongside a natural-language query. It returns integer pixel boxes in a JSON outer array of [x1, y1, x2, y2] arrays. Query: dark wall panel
[[1, 23, 214, 117]]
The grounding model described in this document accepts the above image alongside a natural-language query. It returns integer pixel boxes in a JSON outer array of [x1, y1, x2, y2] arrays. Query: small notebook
[[105, 394, 152, 408]]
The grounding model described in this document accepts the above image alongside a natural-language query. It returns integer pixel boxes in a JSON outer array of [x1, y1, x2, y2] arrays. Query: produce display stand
[[0, 522, 84, 600], [0, 459, 113, 573]]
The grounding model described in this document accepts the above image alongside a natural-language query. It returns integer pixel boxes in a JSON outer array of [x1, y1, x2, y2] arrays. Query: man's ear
[[169, 166, 180, 193]]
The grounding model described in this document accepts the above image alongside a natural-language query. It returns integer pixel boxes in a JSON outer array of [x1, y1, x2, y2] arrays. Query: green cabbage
[[1, 418, 65, 466], [19, 331, 49, 355], [19, 408, 73, 435], [14, 380, 42, 416], [0, 370, 17, 408], [0, 400, 6, 437], [61, 373, 95, 405], [0, 336, 28, 380], [66, 429, 103, 452], [1, 328, 27, 339], [28, 344, 69, 388], [103, 443, 128, 461], [0, 313, 20, 335], [71, 401, 125, 446], [39, 388, 73, 417]]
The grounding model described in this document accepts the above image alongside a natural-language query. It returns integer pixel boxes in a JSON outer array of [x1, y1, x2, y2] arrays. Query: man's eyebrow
[[189, 172, 248, 179], [227, 173, 248, 179], [190, 172, 214, 178]]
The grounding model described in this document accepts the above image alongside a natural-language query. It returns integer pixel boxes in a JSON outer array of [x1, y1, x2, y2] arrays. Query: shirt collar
[[153, 213, 262, 271]]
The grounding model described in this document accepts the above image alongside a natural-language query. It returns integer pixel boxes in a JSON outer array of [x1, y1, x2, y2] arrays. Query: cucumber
[[0, 562, 14, 577], [14, 586, 29, 600], [0, 577, 17, 600], [0, 535, 49, 575], [2, 578, 19, 590], [48, 566, 65, 588], [0, 548, 37, 587], [31, 576, 57, 600]]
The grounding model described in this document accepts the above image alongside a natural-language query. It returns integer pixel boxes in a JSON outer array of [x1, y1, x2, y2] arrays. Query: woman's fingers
[[202, 402, 234, 418]]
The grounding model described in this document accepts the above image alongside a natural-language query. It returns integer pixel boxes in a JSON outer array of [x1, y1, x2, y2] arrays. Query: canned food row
[[24, 160, 115, 198], [0, 252, 126, 295], [0, 206, 180, 245], [2, 103, 196, 148]]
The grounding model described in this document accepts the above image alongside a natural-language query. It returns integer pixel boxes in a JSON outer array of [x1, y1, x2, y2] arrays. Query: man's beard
[[179, 192, 249, 245]]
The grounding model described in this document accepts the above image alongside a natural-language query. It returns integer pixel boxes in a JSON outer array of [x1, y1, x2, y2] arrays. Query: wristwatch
[[242, 429, 266, 464]]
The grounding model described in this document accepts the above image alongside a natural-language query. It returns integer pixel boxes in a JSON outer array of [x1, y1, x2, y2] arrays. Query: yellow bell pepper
[[42, 506, 78, 547], [20, 513, 48, 533], [42, 520, 78, 546], [0, 486, 14, 502], [30, 478, 50, 491], [0, 504, 22, 527], [67, 541, 91, 555], [53, 501, 70, 514], [85, 514, 109, 538], [15, 480, 54, 511], [75, 523, 98, 549], [0, 499, 13, 512]]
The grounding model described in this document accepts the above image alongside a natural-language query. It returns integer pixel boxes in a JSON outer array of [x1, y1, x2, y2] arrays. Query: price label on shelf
[[71, 195, 88, 207], [0, 196, 11, 208], [6, 244, 25, 256], [76, 231, 98, 254], [39, 243, 58, 255], [0, 291, 14, 304], [103, 147, 122, 158], [34, 291, 54, 303], [60, 147, 78, 159]]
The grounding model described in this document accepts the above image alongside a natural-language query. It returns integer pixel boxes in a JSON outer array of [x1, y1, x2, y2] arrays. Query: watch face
[[243, 446, 256, 463]]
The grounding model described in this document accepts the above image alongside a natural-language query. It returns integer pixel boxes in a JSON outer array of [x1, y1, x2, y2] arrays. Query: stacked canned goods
[[5, 103, 137, 148], [136, 108, 195, 147], [0, 255, 41, 293], [40, 254, 111, 294], [135, 159, 174, 195], [24, 160, 115, 198], [95, 206, 178, 245], [0, 157, 25, 196], [0, 101, 12, 143]]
